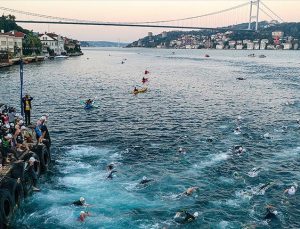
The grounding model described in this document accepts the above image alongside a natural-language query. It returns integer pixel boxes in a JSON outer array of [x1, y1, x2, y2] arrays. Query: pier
[[0, 105, 51, 227]]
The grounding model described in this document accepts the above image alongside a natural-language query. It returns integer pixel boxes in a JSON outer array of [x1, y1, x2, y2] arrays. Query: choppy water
[[1, 48, 300, 229]]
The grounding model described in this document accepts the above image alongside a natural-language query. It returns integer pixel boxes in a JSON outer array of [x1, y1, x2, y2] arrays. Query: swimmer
[[234, 127, 241, 134], [107, 163, 114, 171], [264, 205, 278, 220], [72, 197, 90, 206], [258, 182, 273, 194], [247, 167, 261, 177], [179, 187, 199, 197], [139, 176, 153, 185], [284, 185, 297, 195], [178, 147, 187, 154], [78, 211, 91, 222], [107, 170, 117, 179], [174, 210, 199, 224], [234, 145, 245, 155]]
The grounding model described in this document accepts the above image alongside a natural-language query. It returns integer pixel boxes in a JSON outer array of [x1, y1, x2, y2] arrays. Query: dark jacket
[[22, 96, 33, 112]]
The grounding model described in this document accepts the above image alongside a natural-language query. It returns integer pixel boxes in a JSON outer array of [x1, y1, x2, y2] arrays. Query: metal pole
[[248, 1, 253, 30], [256, 0, 260, 31], [20, 59, 24, 116]]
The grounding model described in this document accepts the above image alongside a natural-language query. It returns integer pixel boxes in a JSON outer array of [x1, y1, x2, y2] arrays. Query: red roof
[[1, 31, 26, 38]]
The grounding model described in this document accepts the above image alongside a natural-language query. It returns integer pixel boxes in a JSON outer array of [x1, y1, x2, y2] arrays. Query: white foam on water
[[193, 152, 230, 169]]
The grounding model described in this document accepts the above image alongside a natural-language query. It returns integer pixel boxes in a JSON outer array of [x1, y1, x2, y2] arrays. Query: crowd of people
[[0, 95, 51, 191]]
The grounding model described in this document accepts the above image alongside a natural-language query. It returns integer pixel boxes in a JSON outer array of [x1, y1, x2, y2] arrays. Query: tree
[[22, 32, 42, 56]]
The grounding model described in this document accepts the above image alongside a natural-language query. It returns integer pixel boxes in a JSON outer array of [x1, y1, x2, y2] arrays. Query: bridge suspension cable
[[0, 2, 249, 25], [260, 1, 284, 22]]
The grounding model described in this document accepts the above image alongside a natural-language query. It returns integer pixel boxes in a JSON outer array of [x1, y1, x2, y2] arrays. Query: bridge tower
[[248, 0, 260, 31]]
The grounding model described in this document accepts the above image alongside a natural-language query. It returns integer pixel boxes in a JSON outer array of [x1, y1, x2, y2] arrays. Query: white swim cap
[[193, 212, 199, 217], [19, 120, 24, 125], [80, 211, 85, 214], [288, 186, 296, 195], [29, 157, 36, 162], [142, 176, 147, 180], [21, 126, 26, 130], [80, 197, 85, 202], [6, 134, 12, 139]]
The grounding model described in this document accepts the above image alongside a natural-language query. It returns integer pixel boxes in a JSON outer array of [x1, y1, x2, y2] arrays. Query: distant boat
[[54, 55, 69, 59], [248, 53, 255, 57], [259, 55, 266, 58], [205, 54, 210, 58]]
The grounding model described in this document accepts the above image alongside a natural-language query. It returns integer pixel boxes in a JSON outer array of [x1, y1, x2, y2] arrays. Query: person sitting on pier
[[34, 121, 43, 143], [1, 133, 16, 165], [14, 125, 30, 152], [40, 116, 51, 148], [25, 157, 40, 191]]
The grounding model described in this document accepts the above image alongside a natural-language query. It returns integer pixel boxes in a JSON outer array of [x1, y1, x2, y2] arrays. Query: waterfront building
[[247, 42, 254, 50], [0, 30, 24, 57], [283, 43, 293, 50], [254, 40, 260, 50], [229, 41, 236, 49], [39, 32, 65, 55], [216, 44, 224, 50]]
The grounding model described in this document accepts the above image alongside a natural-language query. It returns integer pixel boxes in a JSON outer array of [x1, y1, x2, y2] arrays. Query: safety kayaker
[[85, 99, 93, 105], [134, 87, 138, 93], [142, 77, 148, 84], [144, 70, 149, 75]]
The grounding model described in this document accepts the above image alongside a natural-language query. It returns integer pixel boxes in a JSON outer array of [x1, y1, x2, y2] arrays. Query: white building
[[247, 42, 254, 50], [0, 30, 24, 56], [39, 33, 65, 55], [216, 44, 224, 50], [283, 43, 292, 50]]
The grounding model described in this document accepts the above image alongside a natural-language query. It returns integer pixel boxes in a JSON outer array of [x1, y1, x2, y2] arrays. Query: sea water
[[0, 48, 299, 228]]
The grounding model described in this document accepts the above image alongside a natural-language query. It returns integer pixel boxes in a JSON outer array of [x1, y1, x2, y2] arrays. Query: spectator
[[22, 93, 33, 126]]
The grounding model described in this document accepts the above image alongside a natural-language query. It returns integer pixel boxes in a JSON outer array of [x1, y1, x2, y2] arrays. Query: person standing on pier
[[22, 93, 33, 126]]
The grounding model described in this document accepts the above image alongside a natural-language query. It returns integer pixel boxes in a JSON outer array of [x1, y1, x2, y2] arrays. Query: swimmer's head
[[80, 197, 85, 203], [142, 176, 147, 180]]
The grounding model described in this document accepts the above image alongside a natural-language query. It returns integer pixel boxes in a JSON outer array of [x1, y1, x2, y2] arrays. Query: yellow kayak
[[133, 88, 147, 95]]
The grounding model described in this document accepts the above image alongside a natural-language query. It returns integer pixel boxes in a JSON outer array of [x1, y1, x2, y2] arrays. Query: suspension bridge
[[0, 0, 283, 32]]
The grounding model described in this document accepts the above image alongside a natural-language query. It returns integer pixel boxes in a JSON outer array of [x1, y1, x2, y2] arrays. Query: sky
[[0, 0, 299, 42]]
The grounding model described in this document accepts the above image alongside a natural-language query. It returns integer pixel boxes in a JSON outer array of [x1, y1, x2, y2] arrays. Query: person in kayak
[[144, 70, 149, 74], [134, 87, 139, 93], [85, 99, 93, 105], [142, 77, 148, 84]]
